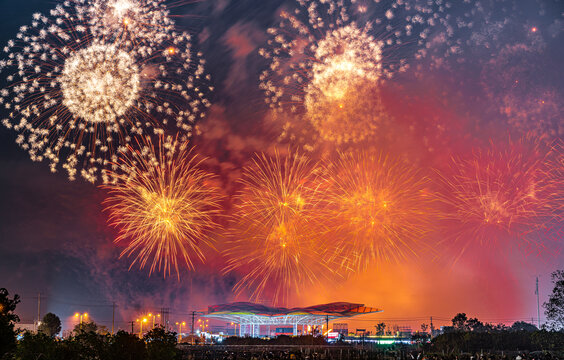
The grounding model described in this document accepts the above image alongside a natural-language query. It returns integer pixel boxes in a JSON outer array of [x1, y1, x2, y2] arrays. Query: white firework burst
[[259, 0, 443, 146], [78, 0, 179, 46], [0, 1, 211, 183]]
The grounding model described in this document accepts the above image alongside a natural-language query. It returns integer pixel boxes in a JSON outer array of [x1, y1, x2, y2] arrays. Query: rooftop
[[203, 302, 381, 323]]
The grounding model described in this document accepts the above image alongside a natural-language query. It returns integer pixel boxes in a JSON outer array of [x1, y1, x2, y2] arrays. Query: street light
[[137, 317, 148, 338], [148, 313, 156, 329], [74, 312, 88, 330], [176, 321, 186, 342], [199, 319, 209, 334]]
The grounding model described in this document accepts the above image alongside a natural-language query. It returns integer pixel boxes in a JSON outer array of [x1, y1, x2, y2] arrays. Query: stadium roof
[[203, 302, 382, 325]]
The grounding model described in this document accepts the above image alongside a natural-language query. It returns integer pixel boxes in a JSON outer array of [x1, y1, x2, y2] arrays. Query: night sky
[[0, 0, 562, 333]]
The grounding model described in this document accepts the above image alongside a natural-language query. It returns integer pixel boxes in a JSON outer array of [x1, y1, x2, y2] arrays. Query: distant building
[[333, 323, 348, 336], [396, 326, 412, 337]]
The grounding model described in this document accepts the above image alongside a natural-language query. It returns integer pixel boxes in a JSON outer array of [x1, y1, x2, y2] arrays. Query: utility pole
[[129, 321, 135, 334], [112, 302, 116, 335], [36, 292, 41, 331], [191, 311, 196, 335], [536, 276, 541, 328], [430, 316, 434, 339], [325, 315, 329, 339]]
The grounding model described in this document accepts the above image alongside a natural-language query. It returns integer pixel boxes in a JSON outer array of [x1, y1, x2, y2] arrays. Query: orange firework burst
[[321, 151, 435, 272], [224, 150, 332, 304], [436, 137, 559, 257], [102, 137, 221, 278]]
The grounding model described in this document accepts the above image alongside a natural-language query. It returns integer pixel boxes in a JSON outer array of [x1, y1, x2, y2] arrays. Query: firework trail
[[102, 136, 222, 278], [224, 150, 333, 304], [320, 150, 435, 272], [0, 1, 211, 183], [435, 137, 561, 258], [259, 0, 444, 147]]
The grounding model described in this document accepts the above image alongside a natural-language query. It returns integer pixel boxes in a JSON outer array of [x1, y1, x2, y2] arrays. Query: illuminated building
[[202, 302, 381, 337]]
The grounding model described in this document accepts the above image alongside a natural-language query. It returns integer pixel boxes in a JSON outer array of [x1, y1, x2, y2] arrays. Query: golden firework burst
[[321, 151, 435, 272], [224, 150, 332, 304], [102, 137, 222, 278]]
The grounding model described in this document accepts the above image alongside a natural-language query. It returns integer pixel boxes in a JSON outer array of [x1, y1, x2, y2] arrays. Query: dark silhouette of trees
[[544, 269, 564, 330], [38, 312, 62, 337], [429, 313, 564, 355], [0, 288, 20, 358], [466, 317, 485, 332], [451, 313, 468, 331], [109, 331, 146, 360], [144, 326, 179, 360], [65, 331, 111, 359], [73, 321, 98, 334], [420, 323, 429, 333], [511, 321, 538, 332], [375, 322, 386, 335], [13, 332, 59, 360]]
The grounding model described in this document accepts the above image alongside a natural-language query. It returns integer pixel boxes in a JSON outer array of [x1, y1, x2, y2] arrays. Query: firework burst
[[0, 1, 211, 183], [102, 136, 222, 278], [321, 151, 435, 272], [224, 150, 332, 304], [436, 138, 560, 257], [259, 0, 441, 146], [81, 0, 181, 45]]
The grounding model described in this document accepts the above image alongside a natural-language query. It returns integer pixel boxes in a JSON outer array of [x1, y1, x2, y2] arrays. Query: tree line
[[0, 288, 180, 360]]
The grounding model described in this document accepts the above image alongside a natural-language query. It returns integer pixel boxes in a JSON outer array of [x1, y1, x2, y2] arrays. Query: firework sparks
[[304, 24, 386, 144], [0, 1, 211, 183], [259, 0, 440, 146], [224, 150, 332, 304], [102, 136, 222, 278], [480, 44, 563, 141], [82, 0, 179, 45], [321, 151, 435, 272], [436, 138, 560, 257]]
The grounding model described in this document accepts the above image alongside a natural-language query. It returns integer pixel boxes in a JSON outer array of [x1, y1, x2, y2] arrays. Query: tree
[[109, 331, 147, 360], [14, 331, 59, 360], [73, 321, 98, 334], [544, 269, 564, 330], [375, 323, 386, 335], [452, 313, 468, 331], [466, 317, 485, 332], [511, 321, 538, 332], [38, 313, 62, 337], [420, 323, 429, 333], [65, 330, 110, 359], [0, 288, 20, 358], [144, 326, 178, 360]]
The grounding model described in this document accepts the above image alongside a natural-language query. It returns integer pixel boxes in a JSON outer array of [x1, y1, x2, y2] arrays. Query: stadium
[[203, 302, 381, 337]]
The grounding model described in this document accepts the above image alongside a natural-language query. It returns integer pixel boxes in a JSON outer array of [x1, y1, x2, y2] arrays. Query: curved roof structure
[[206, 302, 380, 319], [203, 302, 382, 334]]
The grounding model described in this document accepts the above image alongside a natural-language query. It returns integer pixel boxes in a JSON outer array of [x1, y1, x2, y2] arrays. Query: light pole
[[137, 318, 148, 338], [176, 321, 186, 342], [148, 313, 156, 329], [74, 312, 88, 331]]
